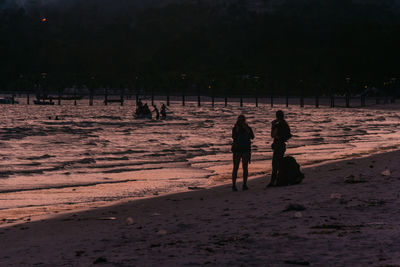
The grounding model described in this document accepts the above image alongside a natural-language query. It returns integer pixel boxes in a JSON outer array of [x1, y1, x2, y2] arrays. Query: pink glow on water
[[0, 99, 399, 224]]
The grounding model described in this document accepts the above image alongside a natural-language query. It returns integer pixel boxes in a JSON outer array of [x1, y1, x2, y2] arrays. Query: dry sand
[[1, 150, 400, 266]]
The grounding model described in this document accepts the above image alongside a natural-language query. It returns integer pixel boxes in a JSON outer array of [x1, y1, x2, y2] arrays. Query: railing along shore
[[0, 91, 397, 108]]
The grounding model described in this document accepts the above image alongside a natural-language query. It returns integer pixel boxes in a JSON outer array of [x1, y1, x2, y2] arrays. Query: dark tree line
[[1, 0, 400, 96]]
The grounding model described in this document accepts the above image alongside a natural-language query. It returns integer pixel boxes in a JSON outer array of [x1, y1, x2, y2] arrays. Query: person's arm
[[286, 123, 292, 139], [287, 123, 291, 135], [232, 127, 237, 140], [249, 126, 255, 140], [271, 120, 278, 138]]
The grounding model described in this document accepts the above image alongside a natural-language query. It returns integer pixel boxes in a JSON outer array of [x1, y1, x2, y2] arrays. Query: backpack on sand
[[276, 156, 304, 186]]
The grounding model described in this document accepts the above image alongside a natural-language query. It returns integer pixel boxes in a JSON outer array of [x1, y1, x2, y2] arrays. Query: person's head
[[236, 114, 246, 126], [276, 110, 284, 120]]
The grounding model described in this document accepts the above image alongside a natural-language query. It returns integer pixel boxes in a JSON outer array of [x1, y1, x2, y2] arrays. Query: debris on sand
[[125, 217, 134, 225], [284, 259, 310, 265], [157, 229, 167, 235], [188, 186, 205, 190], [97, 217, 116, 221], [93, 257, 107, 264], [344, 174, 366, 184], [294, 212, 303, 218], [75, 251, 85, 257], [283, 204, 306, 212], [381, 169, 391, 176]]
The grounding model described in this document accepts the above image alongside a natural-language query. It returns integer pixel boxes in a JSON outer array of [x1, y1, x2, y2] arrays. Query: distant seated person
[[135, 101, 152, 119], [135, 100, 143, 116], [135, 105, 143, 117], [143, 103, 151, 118]]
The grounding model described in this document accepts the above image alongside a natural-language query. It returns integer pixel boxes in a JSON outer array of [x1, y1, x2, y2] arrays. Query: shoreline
[[1, 101, 400, 228], [1, 144, 400, 228], [1, 149, 400, 265]]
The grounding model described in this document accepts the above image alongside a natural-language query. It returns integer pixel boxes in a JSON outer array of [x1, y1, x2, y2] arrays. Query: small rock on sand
[[93, 257, 107, 264], [284, 260, 310, 265], [125, 217, 134, 225], [330, 193, 342, 199], [283, 204, 306, 212], [157, 229, 167, 235], [294, 212, 303, 218]]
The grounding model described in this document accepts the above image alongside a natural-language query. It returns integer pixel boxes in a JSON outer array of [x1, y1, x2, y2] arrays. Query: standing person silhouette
[[231, 115, 255, 191], [160, 104, 167, 119], [153, 105, 160, 120], [268, 110, 292, 187]]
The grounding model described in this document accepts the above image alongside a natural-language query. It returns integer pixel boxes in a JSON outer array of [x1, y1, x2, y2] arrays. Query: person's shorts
[[233, 151, 250, 157]]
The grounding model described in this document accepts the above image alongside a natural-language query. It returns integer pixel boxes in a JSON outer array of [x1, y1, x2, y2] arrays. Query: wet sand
[[1, 150, 400, 266]]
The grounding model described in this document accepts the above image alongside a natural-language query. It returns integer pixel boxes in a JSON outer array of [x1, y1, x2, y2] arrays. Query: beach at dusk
[[2, 0, 400, 265], [0, 100, 399, 265], [1, 101, 400, 226]]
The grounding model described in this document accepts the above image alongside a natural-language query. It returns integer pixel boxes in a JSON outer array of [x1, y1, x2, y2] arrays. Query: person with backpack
[[231, 115, 255, 191], [268, 110, 292, 187]]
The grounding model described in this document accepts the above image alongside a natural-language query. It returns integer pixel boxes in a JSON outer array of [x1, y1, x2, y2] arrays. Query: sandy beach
[[0, 150, 399, 266]]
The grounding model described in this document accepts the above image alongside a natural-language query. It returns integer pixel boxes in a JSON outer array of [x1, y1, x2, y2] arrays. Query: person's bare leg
[[242, 153, 250, 190], [232, 153, 241, 191]]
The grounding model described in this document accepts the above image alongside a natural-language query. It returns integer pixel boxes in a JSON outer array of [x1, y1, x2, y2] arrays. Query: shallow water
[[1, 99, 399, 223]]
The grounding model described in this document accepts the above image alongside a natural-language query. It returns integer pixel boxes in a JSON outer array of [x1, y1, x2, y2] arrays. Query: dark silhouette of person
[[160, 104, 167, 119], [143, 103, 151, 115], [268, 110, 292, 187], [135, 100, 144, 117], [231, 114, 254, 191], [153, 105, 160, 120]]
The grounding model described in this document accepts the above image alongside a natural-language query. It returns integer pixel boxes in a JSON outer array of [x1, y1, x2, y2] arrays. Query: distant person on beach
[[268, 110, 292, 187], [135, 100, 152, 118], [161, 104, 167, 119], [153, 105, 160, 120], [135, 100, 144, 117], [143, 103, 151, 114], [231, 115, 254, 191]]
